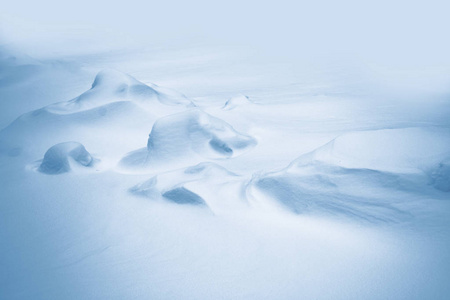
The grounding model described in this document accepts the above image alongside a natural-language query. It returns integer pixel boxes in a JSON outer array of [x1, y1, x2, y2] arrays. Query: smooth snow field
[[1, 43, 450, 300]]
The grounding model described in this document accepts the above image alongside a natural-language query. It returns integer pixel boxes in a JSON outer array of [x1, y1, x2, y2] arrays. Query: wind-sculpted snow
[[147, 109, 256, 159], [120, 109, 257, 170], [2, 46, 450, 300], [130, 162, 246, 212], [247, 165, 416, 223], [247, 127, 450, 222], [46, 69, 194, 114], [0, 70, 194, 158], [291, 127, 450, 174], [38, 142, 94, 174]]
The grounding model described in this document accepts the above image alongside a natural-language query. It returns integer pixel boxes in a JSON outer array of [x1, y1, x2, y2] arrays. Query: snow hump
[[145, 109, 257, 163], [46, 69, 193, 114], [39, 142, 93, 174]]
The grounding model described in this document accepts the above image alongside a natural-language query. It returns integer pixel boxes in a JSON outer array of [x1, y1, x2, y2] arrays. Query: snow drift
[[130, 162, 247, 212], [120, 109, 257, 170], [2, 45, 450, 300], [46, 69, 194, 114], [247, 127, 450, 222], [0, 69, 194, 159], [38, 142, 94, 174], [291, 127, 450, 174]]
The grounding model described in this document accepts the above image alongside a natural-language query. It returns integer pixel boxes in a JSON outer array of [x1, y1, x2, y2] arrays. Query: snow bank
[[38, 142, 93, 174]]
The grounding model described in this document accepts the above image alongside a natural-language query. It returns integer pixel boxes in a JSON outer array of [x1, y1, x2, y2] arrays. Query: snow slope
[[222, 94, 253, 110], [291, 127, 450, 174]]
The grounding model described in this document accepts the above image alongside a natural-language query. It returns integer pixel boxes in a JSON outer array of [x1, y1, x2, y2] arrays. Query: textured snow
[[120, 109, 256, 171], [46, 69, 193, 114], [1, 45, 450, 300]]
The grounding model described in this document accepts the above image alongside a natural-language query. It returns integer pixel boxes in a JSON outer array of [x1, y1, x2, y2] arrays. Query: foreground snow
[[1, 45, 450, 299]]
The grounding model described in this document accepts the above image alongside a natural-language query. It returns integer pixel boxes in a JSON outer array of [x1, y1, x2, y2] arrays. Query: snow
[[291, 127, 450, 174], [222, 94, 253, 110], [120, 109, 257, 171], [46, 69, 193, 114], [38, 142, 94, 174], [430, 159, 450, 192], [1, 43, 450, 300], [130, 162, 245, 213]]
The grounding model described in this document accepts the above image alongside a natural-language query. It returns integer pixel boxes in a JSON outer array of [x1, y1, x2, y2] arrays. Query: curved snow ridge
[[45, 69, 194, 114], [245, 127, 450, 222], [290, 127, 450, 175], [17, 100, 150, 124], [130, 162, 247, 212], [222, 94, 253, 110], [120, 109, 257, 170], [38, 142, 95, 174]]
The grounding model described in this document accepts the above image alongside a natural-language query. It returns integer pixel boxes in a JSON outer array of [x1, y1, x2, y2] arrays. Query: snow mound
[[222, 94, 252, 110], [130, 162, 246, 211], [291, 127, 450, 174], [0, 70, 197, 159], [247, 164, 416, 223], [247, 127, 450, 222], [121, 109, 256, 170], [38, 142, 94, 174], [0, 100, 155, 159], [146, 109, 256, 160], [46, 69, 193, 114]]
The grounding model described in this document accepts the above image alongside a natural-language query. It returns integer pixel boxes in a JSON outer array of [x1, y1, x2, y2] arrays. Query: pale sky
[[1, 0, 449, 68]]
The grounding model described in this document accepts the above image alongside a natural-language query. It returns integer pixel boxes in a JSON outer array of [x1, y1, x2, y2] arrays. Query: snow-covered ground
[[1, 41, 450, 300]]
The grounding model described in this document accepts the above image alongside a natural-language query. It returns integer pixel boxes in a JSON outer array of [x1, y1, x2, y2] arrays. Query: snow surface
[[1, 45, 450, 300], [222, 94, 253, 110]]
